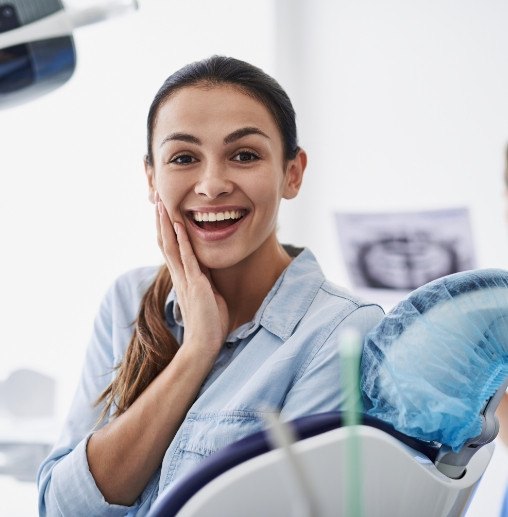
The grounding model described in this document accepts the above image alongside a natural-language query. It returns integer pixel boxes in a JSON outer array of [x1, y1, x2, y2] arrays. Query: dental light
[[0, 0, 137, 109]]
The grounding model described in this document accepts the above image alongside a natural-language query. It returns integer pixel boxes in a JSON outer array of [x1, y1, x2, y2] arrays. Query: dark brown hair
[[98, 56, 299, 419]]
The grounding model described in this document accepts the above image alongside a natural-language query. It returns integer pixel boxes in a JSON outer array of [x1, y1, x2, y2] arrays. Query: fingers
[[173, 222, 202, 279], [155, 194, 201, 283], [154, 193, 163, 249]]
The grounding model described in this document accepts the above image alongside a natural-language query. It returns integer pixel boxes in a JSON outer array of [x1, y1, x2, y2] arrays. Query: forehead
[[154, 84, 279, 137]]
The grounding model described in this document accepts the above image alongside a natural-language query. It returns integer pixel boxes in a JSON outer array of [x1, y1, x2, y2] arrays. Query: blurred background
[[1, 0, 508, 515]]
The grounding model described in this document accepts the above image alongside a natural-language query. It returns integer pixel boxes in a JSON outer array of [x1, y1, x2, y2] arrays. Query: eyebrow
[[159, 133, 201, 147], [159, 126, 270, 148], [223, 127, 270, 145]]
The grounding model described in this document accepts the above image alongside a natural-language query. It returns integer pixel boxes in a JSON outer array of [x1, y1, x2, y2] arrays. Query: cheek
[[156, 177, 186, 214], [253, 183, 283, 221], [246, 168, 285, 200]]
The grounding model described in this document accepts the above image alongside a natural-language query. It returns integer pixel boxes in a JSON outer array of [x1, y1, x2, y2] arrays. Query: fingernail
[[157, 201, 163, 215], [173, 222, 179, 235]]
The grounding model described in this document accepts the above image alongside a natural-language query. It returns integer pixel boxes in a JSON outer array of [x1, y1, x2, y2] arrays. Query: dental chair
[[148, 268, 508, 517]]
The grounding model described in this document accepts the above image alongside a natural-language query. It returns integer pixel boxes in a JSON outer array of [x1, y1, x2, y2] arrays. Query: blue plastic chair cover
[[361, 269, 508, 452]]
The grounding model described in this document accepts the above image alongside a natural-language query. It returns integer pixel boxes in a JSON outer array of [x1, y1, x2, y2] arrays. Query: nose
[[195, 161, 233, 199]]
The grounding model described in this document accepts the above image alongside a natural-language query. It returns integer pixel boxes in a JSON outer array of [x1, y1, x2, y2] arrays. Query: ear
[[282, 148, 307, 200], [144, 156, 157, 204]]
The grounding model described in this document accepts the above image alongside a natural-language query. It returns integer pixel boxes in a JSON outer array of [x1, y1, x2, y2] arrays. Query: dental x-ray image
[[335, 207, 476, 290]]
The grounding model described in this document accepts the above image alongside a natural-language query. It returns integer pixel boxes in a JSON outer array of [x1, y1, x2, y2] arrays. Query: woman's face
[[145, 84, 305, 270]]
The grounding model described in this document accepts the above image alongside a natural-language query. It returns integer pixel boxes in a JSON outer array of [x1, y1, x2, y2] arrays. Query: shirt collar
[[164, 247, 325, 342]]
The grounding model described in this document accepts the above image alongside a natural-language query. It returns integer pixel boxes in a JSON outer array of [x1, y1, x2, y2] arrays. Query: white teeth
[[192, 210, 244, 222]]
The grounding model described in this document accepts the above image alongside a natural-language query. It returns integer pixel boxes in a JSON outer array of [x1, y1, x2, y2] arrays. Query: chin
[[194, 245, 250, 271], [195, 251, 240, 271]]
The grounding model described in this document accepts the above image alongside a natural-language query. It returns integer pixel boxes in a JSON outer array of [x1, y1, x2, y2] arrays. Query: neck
[[210, 236, 293, 333]]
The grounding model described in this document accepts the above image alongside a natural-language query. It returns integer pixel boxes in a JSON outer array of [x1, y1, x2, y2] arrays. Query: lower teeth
[[197, 217, 242, 230]]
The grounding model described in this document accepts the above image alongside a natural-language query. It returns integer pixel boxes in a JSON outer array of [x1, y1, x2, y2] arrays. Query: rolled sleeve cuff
[[51, 434, 135, 516]]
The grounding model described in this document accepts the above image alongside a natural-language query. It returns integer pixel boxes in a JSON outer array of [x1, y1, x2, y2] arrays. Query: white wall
[[274, 0, 508, 288]]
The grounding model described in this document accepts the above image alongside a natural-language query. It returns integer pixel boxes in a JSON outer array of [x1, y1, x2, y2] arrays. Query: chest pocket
[[178, 410, 267, 457]]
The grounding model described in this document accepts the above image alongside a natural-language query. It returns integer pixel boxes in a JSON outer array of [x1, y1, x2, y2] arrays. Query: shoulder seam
[[290, 303, 383, 388]]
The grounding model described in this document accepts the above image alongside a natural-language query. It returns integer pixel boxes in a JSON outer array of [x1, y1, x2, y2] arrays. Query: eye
[[231, 150, 260, 162], [169, 154, 197, 165]]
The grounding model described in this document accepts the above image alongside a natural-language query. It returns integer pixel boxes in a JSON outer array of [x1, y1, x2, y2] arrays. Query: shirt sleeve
[[36, 283, 136, 517], [279, 303, 384, 421]]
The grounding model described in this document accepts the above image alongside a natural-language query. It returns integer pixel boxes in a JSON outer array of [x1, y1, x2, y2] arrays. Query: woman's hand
[[155, 193, 229, 360]]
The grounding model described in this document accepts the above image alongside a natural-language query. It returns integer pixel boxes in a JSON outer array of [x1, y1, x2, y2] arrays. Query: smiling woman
[[36, 56, 384, 516]]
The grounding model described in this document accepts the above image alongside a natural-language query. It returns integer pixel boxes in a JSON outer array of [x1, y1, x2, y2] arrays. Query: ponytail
[[96, 266, 178, 420]]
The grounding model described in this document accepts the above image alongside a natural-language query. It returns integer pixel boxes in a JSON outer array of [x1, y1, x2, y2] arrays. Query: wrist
[[177, 340, 221, 372]]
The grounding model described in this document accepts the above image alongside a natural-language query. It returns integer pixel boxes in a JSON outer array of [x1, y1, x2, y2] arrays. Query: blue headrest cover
[[361, 268, 508, 451]]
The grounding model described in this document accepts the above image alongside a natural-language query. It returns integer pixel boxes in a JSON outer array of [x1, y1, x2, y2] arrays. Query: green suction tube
[[340, 327, 364, 517]]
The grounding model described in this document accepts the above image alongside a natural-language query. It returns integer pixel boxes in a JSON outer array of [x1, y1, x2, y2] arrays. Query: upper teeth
[[193, 210, 244, 222]]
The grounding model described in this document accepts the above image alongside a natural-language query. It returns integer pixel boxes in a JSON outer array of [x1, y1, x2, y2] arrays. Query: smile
[[190, 209, 248, 230]]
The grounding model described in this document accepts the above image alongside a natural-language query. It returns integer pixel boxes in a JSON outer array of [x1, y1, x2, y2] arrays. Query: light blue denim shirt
[[37, 247, 383, 516]]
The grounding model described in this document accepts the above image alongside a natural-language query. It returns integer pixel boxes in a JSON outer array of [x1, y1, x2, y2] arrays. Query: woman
[[37, 56, 383, 516]]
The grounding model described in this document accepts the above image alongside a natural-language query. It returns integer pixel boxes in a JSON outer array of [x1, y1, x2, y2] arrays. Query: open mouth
[[189, 209, 248, 231]]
